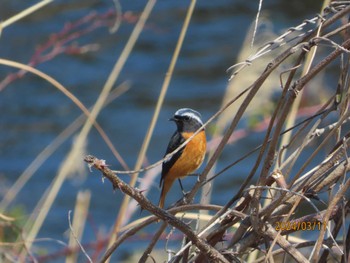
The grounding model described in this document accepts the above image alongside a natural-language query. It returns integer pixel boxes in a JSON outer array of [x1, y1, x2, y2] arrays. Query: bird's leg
[[178, 179, 186, 196], [178, 179, 190, 204]]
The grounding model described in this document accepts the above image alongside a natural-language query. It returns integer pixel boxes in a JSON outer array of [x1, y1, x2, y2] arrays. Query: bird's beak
[[169, 117, 176, 122]]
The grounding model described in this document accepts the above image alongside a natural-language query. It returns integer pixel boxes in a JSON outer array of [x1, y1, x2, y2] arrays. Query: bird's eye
[[183, 115, 190, 121]]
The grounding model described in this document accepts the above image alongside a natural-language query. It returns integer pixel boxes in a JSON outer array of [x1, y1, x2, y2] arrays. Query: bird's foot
[[182, 192, 191, 204]]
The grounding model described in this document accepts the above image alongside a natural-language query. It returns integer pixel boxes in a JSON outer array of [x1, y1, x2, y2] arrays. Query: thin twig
[[264, 223, 309, 263], [139, 222, 167, 263], [310, 178, 350, 261], [68, 210, 93, 263], [104, 0, 157, 256], [0, 0, 53, 30], [251, 0, 263, 48]]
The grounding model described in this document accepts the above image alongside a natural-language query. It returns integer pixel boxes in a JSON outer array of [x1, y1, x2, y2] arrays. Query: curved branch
[[84, 155, 229, 263]]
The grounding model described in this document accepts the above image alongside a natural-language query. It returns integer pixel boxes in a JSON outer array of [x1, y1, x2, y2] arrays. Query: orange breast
[[166, 130, 206, 180]]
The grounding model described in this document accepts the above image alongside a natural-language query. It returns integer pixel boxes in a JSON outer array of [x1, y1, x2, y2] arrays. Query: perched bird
[[159, 108, 206, 209]]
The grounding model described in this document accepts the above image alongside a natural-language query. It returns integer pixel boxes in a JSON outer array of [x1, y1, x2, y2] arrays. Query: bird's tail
[[158, 178, 175, 209]]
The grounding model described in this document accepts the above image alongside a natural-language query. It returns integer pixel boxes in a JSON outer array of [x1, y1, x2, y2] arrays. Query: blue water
[[0, 0, 328, 261]]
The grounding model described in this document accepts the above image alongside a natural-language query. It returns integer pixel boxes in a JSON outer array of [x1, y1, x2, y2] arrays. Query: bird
[[158, 108, 206, 209]]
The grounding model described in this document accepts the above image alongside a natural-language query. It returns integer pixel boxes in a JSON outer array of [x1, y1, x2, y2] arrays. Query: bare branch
[[84, 155, 230, 263]]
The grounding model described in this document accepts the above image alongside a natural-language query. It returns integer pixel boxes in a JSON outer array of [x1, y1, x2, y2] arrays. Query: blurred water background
[[0, 0, 330, 261]]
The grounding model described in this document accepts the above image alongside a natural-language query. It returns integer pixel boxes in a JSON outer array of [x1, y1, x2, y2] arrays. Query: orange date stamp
[[275, 221, 327, 231]]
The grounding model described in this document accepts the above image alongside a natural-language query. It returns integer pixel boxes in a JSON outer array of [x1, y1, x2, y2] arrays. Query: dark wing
[[160, 131, 185, 187]]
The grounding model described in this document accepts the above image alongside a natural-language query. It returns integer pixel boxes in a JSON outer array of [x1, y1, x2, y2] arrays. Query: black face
[[171, 111, 203, 133]]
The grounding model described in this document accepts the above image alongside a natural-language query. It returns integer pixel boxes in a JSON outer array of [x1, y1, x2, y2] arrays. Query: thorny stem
[[84, 155, 229, 263]]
